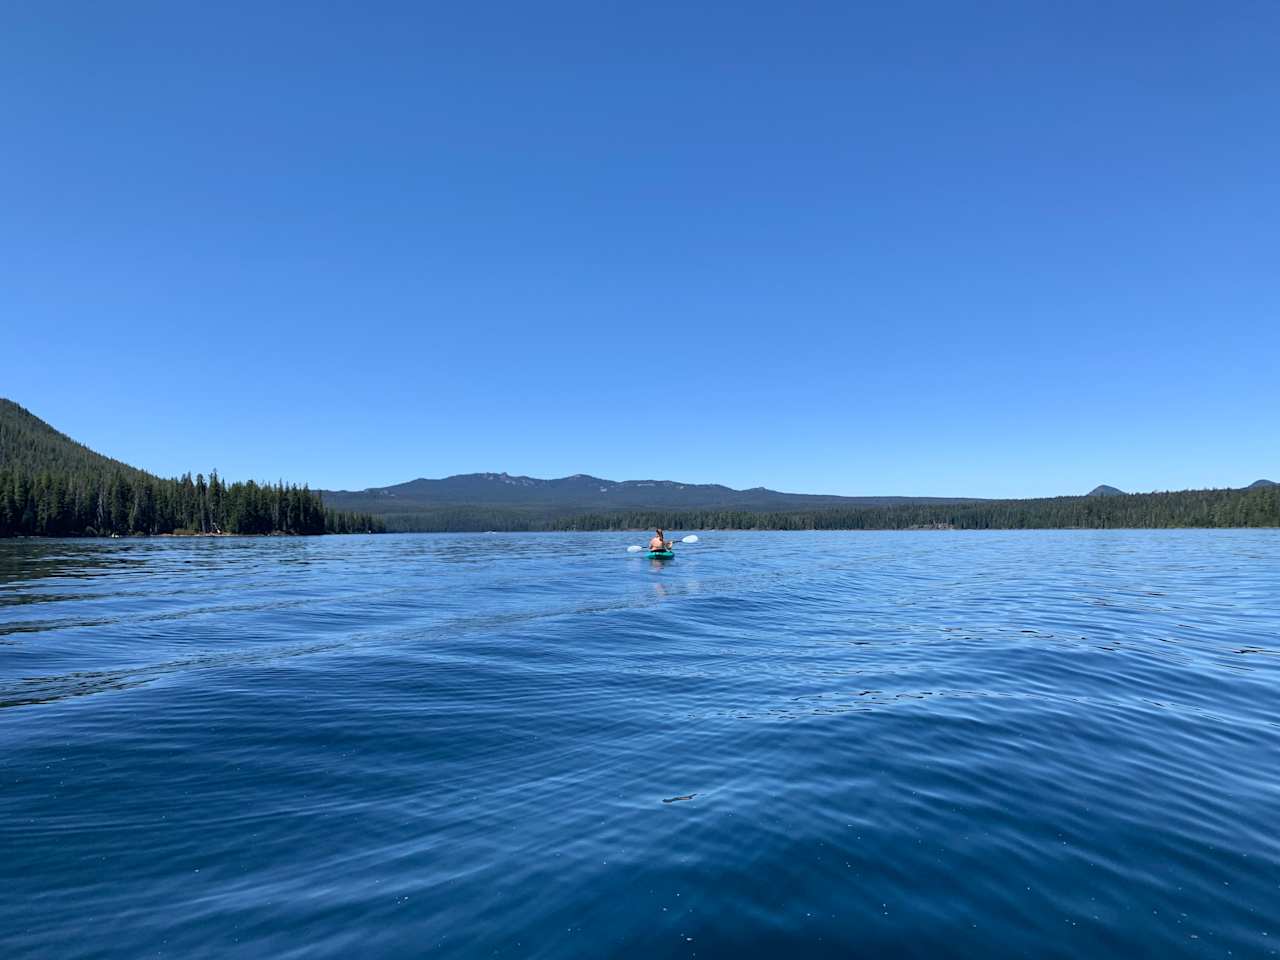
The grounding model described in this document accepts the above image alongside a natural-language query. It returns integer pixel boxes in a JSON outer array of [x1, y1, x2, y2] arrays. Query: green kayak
[[647, 550, 675, 559]]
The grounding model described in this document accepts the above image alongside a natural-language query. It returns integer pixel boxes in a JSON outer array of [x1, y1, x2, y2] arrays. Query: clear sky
[[3, 1, 1276, 497]]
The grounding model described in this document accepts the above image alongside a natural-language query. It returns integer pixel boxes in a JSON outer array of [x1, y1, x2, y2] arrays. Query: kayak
[[647, 550, 675, 559]]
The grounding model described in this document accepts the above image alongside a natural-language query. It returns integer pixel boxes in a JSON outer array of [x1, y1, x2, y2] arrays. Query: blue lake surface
[[2, 530, 1278, 958]]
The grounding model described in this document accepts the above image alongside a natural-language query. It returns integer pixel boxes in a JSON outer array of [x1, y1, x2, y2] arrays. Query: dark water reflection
[[1, 531, 1278, 958]]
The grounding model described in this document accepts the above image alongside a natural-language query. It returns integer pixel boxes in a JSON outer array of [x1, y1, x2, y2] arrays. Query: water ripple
[[1, 530, 1278, 959]]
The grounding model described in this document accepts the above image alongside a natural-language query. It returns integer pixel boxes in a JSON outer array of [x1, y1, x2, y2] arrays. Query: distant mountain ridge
[[320, 472, 979, 517], [320, 473, 1280, 531]]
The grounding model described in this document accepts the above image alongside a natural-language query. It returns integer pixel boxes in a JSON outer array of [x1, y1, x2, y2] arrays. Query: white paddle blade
[[626, 545, 643, 553], [681, 535, 699, 543]]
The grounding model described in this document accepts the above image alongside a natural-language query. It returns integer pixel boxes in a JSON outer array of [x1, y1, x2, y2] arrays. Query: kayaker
[[649, 529, 672, 552]]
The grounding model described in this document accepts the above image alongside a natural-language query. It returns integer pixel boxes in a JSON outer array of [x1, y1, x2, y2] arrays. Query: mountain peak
[[1249, 478, 1278, 488], [1087, 485, 1126, 497]]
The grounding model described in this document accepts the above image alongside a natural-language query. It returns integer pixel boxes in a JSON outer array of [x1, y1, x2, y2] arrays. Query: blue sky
[[3, 1, 1276, 497]]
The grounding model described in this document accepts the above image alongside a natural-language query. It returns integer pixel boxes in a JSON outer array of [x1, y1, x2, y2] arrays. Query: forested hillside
[[376, 484, 1280, 532], [321, 471, 978, 516], [0, 399, 384, 537]]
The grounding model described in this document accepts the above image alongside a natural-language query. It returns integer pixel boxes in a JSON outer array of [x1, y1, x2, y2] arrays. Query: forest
[[0, 399, 384, 537], [375, 483, 1280, 532], [0, 469, 385, 537]]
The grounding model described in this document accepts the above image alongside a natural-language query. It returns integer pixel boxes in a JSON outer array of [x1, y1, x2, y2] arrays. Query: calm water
[[2, 531, 1278, 958]]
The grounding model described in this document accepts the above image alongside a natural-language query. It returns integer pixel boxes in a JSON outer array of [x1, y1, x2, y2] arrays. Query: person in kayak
[[649, 529, 672, 552]]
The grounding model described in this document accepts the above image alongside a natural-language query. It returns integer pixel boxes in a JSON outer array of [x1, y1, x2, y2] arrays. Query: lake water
[[2, 531, 1277, 958]]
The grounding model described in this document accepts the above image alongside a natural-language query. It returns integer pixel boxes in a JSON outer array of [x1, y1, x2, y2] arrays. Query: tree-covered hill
[[0, 400, 384, 537], [1087, 484, 1126, 497], [0, 398, 146, 480], [321, 471, 980, 516]]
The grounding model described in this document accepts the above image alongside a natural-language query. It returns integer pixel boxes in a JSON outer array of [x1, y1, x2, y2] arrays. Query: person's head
[[655, 529, 664, 538]]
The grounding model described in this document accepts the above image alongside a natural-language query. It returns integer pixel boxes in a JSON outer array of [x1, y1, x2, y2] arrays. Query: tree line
[[0, 468, 386, 537], [375, 485, 1280, 532]]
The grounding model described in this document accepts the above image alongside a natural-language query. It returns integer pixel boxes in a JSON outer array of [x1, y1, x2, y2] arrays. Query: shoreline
[[9, 526, 1277, 541]]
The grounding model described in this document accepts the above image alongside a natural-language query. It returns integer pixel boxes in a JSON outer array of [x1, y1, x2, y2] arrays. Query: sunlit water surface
[[2, 531, 1278, 958]]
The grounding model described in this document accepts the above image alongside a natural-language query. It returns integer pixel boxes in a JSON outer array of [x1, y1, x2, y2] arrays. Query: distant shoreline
[[5, 525, 1278, 542]]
